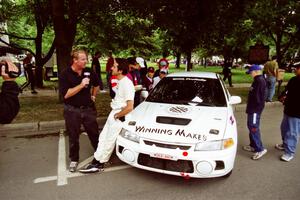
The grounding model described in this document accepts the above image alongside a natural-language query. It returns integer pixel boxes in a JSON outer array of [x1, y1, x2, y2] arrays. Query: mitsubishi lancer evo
[[116, 72, 241, 178]]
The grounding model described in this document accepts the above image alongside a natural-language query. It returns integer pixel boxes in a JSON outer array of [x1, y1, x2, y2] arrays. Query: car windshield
[[146, 77, 227, 107]]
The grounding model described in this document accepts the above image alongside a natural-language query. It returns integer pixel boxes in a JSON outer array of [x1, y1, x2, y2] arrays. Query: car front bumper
[[116, 136, 237, 178]]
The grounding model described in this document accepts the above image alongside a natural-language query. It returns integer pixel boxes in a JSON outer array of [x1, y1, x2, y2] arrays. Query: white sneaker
[[243, 145, 255, 152], [280, 154, 294, 162], [69, 161, 78, 172], [252, 149, 267, 160], [275, 144, 284, 151], [100, 90, 107, 93]]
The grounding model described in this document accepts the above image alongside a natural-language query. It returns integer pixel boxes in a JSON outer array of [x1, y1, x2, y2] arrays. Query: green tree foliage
[[0, 0, 56, 87], [247, 0, 300, 67]]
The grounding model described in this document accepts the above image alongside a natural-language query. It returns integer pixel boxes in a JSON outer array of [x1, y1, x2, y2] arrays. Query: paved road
[[0, 106, 299, 200]]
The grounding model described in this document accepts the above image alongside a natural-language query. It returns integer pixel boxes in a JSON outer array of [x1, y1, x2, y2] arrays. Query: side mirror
[[229, 96, 241, 105], [141, 90, 149, 99]]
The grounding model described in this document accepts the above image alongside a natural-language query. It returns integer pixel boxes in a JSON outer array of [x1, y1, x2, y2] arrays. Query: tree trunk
[[275, 42, 283, 68], [51, 0, 78, 101], [175, 52, 181, 68], [51, 0, 77, 75], [186, 50, 192, 71]]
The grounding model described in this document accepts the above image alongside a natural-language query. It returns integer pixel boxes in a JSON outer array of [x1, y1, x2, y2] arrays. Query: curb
[[0, 117, 107, 137], [0, 102, 283, 137]]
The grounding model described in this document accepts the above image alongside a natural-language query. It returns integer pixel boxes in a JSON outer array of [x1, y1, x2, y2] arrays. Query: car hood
[[124, 102, 229, 144]]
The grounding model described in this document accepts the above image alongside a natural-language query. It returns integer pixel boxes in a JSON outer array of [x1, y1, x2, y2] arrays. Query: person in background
[[106, 50, 114, 94], [20, 53, 37, 94], [0, 59, 20, 124], [142, 67, 155, 91], [275, 62, 300, 162], [222, 59, 233, 87], [153, 68, 167, 88], [243, 64, 267, 160], [127, 57, 142, 107], [136, 57, 147, 79], [91, 51, 105, 93], [79, 58, 135, 173], [59, 49, 100, 172], [264, 56, 278, 102]]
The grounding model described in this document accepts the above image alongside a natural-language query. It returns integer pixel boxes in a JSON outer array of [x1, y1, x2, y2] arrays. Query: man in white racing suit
[[80, 58, 135, 173]]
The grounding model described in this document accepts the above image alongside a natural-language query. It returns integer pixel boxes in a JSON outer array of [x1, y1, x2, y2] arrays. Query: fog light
[[196, 161, 215, 175], [122, 149, 135, 163]]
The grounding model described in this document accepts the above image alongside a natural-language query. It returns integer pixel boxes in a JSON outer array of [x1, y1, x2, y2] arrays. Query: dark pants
[[247, 113, 264, 152], [223, 72, 232, 87], [21, 67, 35, 91], [64, 104, 99, 162]]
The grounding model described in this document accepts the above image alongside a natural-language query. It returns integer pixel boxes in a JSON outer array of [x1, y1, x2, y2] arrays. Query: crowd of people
[[243, 62, 300, 162]]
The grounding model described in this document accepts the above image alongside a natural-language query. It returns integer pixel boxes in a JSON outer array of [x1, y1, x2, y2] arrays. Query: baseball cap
[[159, 60, 167, 66], [136, 57, 145, 68], [246, 64, 262, 74], [148, 67, 155, 73]]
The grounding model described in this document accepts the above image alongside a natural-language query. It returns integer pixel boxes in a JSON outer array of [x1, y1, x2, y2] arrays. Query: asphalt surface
[[0, 105, 299, 200]]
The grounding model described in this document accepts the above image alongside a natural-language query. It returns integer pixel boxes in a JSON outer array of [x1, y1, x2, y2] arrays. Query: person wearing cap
[[142, 67, 155, 91], [154, 53, 169, 77], [136, 57, 148, 79], [243, 64, 267, 160], [153, 68, 167, 88], [275, 62, 300, 162], [263, 56, 279, 102]]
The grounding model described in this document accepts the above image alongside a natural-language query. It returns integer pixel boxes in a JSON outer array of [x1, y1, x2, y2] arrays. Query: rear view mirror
[[229, 96, 241, 105]]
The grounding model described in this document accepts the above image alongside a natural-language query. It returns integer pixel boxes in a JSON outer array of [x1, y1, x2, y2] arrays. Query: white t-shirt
[[110, 76, 135, 110]]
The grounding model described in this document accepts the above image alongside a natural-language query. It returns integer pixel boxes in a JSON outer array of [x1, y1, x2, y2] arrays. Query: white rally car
[[116, 72, 241, 178]]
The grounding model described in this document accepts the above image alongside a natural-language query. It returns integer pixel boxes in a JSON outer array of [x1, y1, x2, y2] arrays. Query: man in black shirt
[[59, 49, 100, 172], [0, 59, 20, 124], [275, 63, 300, 162], [243, 64, 267, 160]]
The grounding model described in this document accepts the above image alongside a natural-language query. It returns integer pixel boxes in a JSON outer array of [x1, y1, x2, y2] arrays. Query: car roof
[[167, 71, 219, 79]]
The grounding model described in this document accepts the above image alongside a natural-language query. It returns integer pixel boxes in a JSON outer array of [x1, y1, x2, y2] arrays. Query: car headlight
[[194, 138, 234, 151], [120, 128, 140, 143]]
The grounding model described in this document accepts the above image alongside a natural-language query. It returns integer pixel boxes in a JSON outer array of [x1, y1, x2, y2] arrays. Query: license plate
[[151, 153, 175, 160]]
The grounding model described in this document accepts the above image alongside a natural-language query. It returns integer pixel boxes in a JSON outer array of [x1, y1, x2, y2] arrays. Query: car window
[[146, 77, 227, 107]]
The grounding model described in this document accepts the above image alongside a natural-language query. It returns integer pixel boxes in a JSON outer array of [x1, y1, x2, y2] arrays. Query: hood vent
[[156, 116, 191, 125], [168, 106, 189, 114]]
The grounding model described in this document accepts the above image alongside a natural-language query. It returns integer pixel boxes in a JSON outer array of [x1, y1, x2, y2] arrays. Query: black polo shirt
[[59, 66, 99, 107]]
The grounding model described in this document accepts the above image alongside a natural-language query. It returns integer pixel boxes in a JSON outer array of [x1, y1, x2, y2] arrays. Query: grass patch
[[13, 93, 112, 123], [12, 84, 286, 123]]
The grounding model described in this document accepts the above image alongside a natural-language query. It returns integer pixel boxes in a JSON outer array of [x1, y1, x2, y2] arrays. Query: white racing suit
[[94, 108, 123, 163], [94, 76, 134, 163]]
